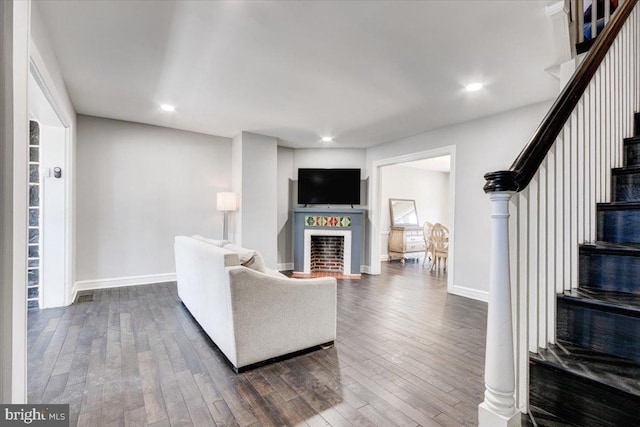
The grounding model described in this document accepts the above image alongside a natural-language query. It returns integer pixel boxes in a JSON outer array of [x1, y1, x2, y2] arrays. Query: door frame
[[368, 145, 456, 293], [29, 41, 74, 306]]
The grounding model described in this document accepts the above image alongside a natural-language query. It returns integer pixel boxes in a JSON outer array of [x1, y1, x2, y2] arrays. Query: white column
[[479, 192, 521, 427]]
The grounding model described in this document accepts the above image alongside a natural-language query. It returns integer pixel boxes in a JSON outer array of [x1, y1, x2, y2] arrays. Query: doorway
[[369, 146, 456, 292], [28, 71, 70, 308], [381, 156, 451, 262]]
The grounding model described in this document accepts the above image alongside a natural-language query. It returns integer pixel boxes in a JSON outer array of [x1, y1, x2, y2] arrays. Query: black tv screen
[[298, 168, 361, 205]]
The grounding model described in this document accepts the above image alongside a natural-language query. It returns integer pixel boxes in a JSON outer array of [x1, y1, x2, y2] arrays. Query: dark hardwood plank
[[138, 350, 169, 425], [27, 262, 488, 426], [207, 399, 240, 427], [123, 406, 147, 427], [176, 370, 216, 426]]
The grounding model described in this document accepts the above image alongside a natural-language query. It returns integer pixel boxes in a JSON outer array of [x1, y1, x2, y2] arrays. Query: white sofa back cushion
[[223, 243, 268, 273]]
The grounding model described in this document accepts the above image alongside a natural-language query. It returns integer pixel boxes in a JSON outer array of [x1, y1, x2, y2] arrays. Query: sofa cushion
[[223, 243, 256, 263], [191, 235, 229, 247], [223, 244, 271, 274], [244, 251, 268, 273]]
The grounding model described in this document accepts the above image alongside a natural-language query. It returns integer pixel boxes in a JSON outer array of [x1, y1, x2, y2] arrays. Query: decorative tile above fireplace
[[304, 215, 352, 227]]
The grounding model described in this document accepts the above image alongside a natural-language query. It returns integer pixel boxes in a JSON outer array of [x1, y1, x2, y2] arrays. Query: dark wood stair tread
[[527, 405, 580, 427], [624, 135, 640, 145], [596, 201, 640, 210], [612, 164, 640, 175], [580, 241, 640, 256], [576, 38, 596, 55], [531, 340, 640, 397], [562, 288, 640, 313]]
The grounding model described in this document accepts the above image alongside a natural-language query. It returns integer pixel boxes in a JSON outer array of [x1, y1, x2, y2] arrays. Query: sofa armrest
[[174, 236, 240, 363], [225, 266, 337, 368]]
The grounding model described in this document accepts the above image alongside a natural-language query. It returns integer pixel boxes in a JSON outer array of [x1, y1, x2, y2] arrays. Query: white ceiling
[[34, 0, 559, 148]]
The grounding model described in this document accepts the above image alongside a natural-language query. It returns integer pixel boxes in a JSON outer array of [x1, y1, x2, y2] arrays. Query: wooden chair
[[422, 222, 433, 266], [429, 223, 449, 272]]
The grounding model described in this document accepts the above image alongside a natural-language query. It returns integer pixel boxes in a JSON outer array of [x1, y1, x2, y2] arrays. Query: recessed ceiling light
[[465, 82, 484, 92], [321, 136, 333, 142], [160, 104, 176, 112]]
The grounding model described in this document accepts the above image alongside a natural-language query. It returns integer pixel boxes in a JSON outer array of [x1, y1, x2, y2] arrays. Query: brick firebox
[[310, 236, 345, 272]]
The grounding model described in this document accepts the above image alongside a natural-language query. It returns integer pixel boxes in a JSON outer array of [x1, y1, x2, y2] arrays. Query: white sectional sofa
[[174, 235, 337, 372]]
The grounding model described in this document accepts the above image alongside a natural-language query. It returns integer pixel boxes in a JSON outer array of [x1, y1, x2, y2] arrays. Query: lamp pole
[[223, 211, 229, 240], [217, 192, 238, 241]]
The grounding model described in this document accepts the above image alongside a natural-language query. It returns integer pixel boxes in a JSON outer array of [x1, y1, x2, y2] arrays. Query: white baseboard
[[360, 265, 374, 274], [449, 285, 489, 303], [277, 262, 294, 271], [72, 272, 177, 302], [380, 254, 389, 261]]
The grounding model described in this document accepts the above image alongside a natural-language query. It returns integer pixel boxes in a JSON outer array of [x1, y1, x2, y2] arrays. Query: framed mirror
[[389, 198, 419, 226]]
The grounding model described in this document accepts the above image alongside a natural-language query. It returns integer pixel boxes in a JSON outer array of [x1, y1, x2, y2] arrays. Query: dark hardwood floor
[[28, 261, 491, 426]]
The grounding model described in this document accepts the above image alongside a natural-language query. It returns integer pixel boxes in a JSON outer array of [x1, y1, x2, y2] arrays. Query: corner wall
[[277, 146, 294, 268], [75, 115, 232, 286], [231, 132, 279, 267]]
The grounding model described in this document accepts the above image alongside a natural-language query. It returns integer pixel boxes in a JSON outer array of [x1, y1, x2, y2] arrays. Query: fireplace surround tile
[[293, 208, 365, 277]]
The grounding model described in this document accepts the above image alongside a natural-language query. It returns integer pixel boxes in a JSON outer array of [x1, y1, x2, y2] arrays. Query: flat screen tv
[[298, 168, 361, 205]]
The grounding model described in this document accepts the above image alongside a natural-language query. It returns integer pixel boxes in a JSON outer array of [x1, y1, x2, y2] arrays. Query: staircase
[[529, 113, 640, 426]]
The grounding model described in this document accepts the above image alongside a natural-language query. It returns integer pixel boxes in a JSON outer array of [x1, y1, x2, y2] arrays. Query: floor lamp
[[217, 192, 237, 241]]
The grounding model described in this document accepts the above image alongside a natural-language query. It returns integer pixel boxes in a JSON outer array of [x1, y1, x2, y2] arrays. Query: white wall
[[232, 132, 279, 267], [367, 100, 553, 301], [293, 148, 366, 174], [380, 165, 450, 257], [277, 146, 294, 267], [76, 115, 232, 283]]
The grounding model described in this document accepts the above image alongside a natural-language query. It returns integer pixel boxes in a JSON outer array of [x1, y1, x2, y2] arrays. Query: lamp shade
[[216, 192, 238, 212]]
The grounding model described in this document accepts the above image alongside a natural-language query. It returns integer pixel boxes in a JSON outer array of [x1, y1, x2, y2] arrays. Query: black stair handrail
[[484, 0, 638, 193]]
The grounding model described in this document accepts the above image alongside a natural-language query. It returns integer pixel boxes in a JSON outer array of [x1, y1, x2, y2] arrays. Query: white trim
[[72, 273, 177, 302], [545, 0, 569, 17], [303, 229, 352, 275], [277, 262, 294, 271], [450, 285, 489, 303], [369, 146, 456, 296], [29, 41, 75, 307], [29, 42, 71, 127], [360, 265, 373, 274]]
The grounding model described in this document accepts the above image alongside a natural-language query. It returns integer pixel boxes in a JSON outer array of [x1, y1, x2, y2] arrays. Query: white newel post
[[479, 192, 521, 427]]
